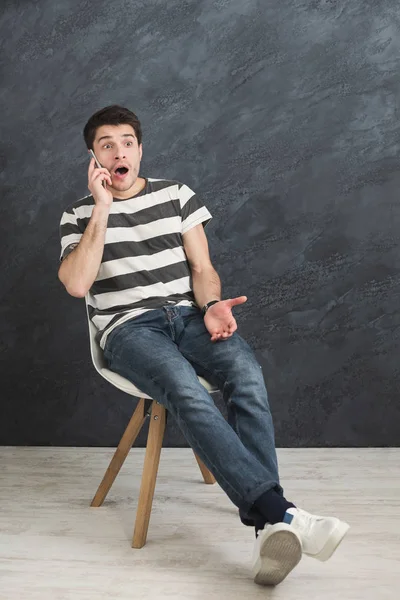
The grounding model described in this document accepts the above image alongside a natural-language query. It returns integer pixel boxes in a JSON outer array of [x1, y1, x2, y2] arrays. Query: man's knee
[[227, 346, 264, 381]]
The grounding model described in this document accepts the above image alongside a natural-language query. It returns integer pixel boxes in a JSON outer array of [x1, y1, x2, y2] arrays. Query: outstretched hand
[[204, 296, 247, 342]]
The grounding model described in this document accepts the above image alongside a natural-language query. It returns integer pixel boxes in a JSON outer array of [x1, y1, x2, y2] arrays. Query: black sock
[[253, 488, 295, 526]]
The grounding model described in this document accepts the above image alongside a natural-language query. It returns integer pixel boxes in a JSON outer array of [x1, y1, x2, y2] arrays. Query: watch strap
[[201, 300, 220, 316]]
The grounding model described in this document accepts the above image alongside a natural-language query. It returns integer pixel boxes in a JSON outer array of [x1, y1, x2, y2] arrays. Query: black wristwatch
[[201, 300, 220, 316]]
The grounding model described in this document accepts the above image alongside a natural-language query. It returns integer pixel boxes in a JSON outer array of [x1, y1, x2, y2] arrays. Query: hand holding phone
[[89, 149, 108, 187], [88, 150, 113, 207]]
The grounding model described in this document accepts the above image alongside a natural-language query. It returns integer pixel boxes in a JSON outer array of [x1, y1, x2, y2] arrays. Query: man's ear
[[139, 144, 143, 160]]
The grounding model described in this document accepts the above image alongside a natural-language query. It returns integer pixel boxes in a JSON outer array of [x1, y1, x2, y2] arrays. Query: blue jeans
[[104, 304, 284, 524]]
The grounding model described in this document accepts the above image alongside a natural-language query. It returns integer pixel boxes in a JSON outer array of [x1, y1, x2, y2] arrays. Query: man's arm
[[58, 157, 113, 298], [182, 223, 221, 309], [58, 204, 110, 297], [183, 223, 247, 341]]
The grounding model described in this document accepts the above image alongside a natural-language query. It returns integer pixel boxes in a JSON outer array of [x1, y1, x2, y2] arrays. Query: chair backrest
[[84, 296, 153, 398], [85, 296, 107, 374]]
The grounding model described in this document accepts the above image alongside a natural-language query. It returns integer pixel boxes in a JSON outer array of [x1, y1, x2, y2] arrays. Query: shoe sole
[[312, 520, 350, 562], [253, 524, 302, 586]]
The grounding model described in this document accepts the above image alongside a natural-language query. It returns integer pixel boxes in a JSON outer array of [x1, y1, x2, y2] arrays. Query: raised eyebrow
[[97, 134, 136, 143]]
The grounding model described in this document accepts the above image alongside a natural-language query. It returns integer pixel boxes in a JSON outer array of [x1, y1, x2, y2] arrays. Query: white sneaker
[[284, 507, 350, 561], [252, 522, 302, 586]]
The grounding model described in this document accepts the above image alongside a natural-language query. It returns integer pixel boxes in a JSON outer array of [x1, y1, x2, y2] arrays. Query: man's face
[[92, 124, 143, 195]]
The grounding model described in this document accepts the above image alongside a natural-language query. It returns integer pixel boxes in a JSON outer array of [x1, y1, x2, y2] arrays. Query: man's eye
[[126, 141, 133, 146], [103, 144, 112, 149]]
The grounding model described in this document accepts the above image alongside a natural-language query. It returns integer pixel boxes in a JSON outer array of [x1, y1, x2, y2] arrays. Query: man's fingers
[[92, 169, 112, 186], [211, 329, 233, 342], [227, 296, 247, 308], [92, 167, 111, 179], [88, 157, 95, 176], [209, 318, 237, 342], [88, 161, 111, 180]]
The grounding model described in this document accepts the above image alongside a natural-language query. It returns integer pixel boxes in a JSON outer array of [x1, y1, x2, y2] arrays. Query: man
[[58, 105, 349, 586]]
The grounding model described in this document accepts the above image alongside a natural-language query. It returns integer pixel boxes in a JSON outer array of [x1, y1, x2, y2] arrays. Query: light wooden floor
[[1, 447, 399, 600]]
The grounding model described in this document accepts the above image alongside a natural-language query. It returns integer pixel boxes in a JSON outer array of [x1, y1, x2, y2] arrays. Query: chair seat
[[100, 367, 218, 399]]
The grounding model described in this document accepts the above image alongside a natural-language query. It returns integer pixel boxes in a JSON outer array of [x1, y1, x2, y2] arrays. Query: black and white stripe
[[59, 178, 212, 348]]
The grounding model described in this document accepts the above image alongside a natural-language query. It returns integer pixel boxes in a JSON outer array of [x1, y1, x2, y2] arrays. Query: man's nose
[[114, 147, 126, 160]]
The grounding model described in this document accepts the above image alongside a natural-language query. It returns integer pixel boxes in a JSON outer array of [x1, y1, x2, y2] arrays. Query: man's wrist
[[92, 203, 111, 220], [201, 299, 220, 316]]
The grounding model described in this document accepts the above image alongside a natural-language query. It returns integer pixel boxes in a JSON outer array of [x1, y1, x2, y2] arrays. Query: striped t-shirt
[[59, 178, 212, 349]]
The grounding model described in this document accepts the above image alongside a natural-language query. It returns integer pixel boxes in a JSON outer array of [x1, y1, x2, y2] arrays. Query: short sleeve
[[178, 183, 212, 234], [59, 208, 83, 262]]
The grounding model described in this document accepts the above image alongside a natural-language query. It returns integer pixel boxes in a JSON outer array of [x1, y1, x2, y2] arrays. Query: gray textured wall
[[1, 0, 399, 447]]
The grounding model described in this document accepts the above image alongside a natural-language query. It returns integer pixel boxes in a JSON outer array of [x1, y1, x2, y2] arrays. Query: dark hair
[[83, 105, 142, 149]]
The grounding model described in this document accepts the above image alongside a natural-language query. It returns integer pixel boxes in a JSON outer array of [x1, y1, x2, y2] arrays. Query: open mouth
[[115, 167, 129, 175]]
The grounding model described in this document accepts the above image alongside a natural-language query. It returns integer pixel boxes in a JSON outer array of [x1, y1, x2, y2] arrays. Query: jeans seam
[[227, 397, 241, 440]]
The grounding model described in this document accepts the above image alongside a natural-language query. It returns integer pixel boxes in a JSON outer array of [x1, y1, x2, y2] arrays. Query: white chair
[[85, 300, 217, 548]]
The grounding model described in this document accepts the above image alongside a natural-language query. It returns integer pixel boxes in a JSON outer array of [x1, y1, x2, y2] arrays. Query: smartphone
[[89, 149, 107, 187]]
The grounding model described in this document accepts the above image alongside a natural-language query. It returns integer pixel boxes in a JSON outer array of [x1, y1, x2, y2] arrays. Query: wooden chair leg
[[132, 401, 166, 548], [91, 398, 147, 507], [193, 451, 216, 484]]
